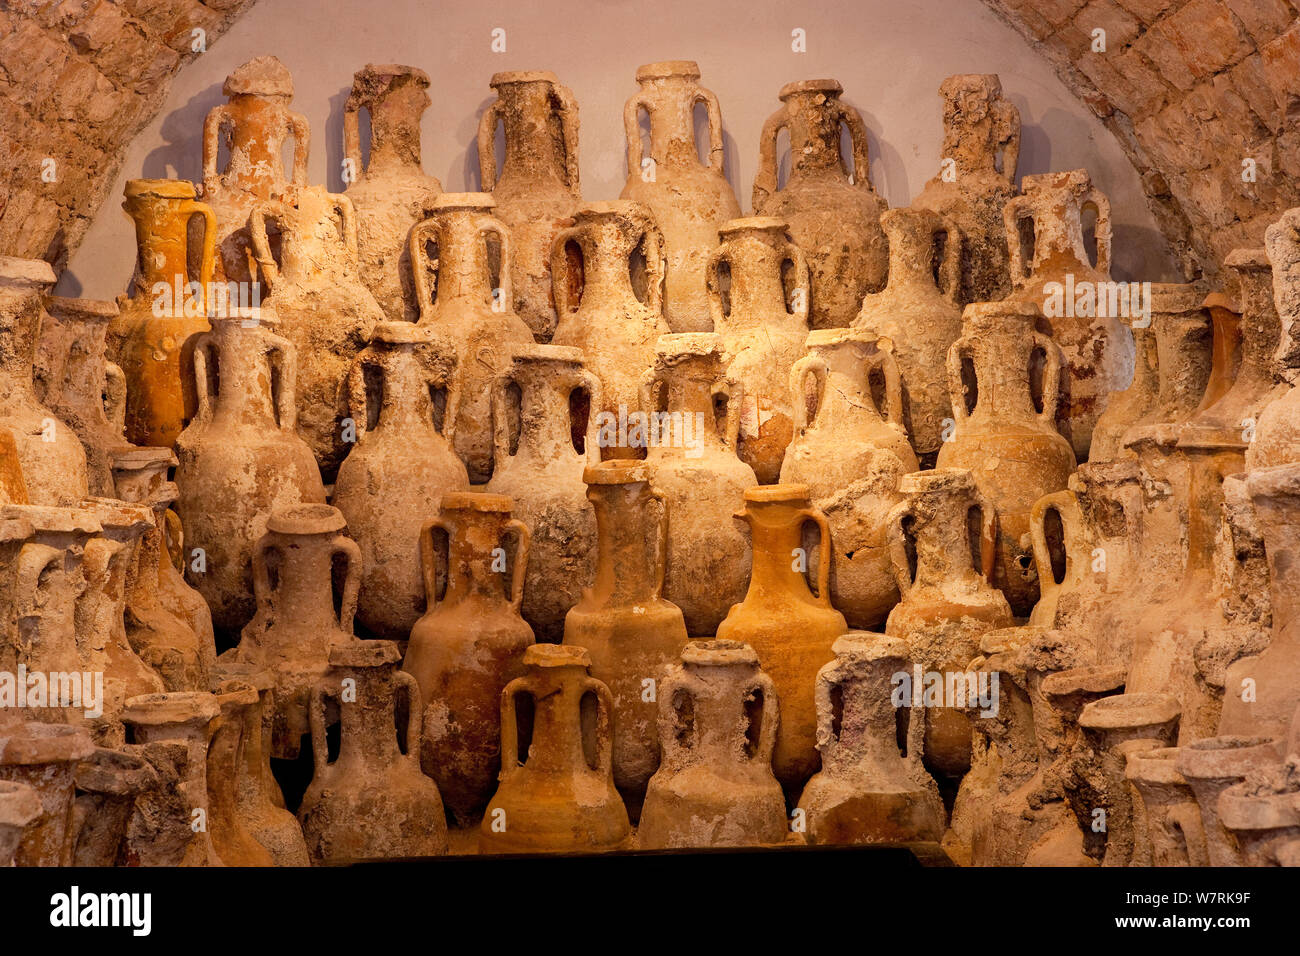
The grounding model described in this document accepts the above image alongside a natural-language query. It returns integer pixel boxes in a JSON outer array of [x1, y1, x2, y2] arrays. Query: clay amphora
[[72, 747, 158, 867], [37, 297, 127, 497], [1089, 284, 1210, 460], [707, 217, 811, 482], [780, 330, 917, 628], [0, 779, 41, 866], [0, 428, 27, 505], [563, 462, 688, 810], [120, 691, 224, 866], [1177, 735, 1286, 865], [480, 644, 631, 854], [852, 207, 963, 462], [884, 468, 1014, 777], [912, 74, 1020, 305], [479, 70, 582, 340], [936, 302, 1077, 615], [174, 307, 327, 634], [108, 179, 216, 449], [643, 333, 755, 635], [1219, 769, 1300, 867], [1124, 747, 1209, 866], [300, 641, 448, 862], [551, 200, 669, 455], [716, 485, 847, 793], [111, 447, 216, 691], [1004, 170, 1134, 461], [798, 633, 944, 845], [250, 187, 384, 479], [212, 665, 307, 865], [620, 61, 741, 333], [344, 64, 443, 323], [410, 193, 535, 482], [0, 722, 94, 866], [332, 322, 469, 638], [752, 79, 888, 329], [638, 640, 786, 849], [406, 492, 534, 823], [201, 56, 309, 283], [1250, 207, 1300, 469], [206, 685, 274, 866], [485, 345, 598, 641], [0, 256, 88, 506], [231, 504, 361, 761]]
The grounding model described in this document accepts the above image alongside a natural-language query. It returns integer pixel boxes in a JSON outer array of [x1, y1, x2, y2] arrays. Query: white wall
[[60, 0, 1177, 298]]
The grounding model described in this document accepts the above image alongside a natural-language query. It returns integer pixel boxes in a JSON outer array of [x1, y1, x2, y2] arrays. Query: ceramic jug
[[716, 485, 847, 793], [0, 780, 40, 866], [707, 217, 811, 482], [936, 301, 1077, 616], [479, 70, 582, 340], [1250, 206, 1300, 469], [912, 74, 1020, 305], [332, 322, 469, 638], [344, 64, 443, 322], [852, 207, 963, 463], [72, 746, 160, 867], [480, 644, 631, 854], [108, 179, 216, 449], [406, 492, 534, 824], [0, 722, 95, 866], [206, 685, 275, 866], [620, 61, 741, 333], [638, 640, 787, 849], [174, 306, 327, 635], [562, 461, 688, 812], [410, 193, 535, 482], [299, 641, 448, 862], [753, 79, 888, 329]]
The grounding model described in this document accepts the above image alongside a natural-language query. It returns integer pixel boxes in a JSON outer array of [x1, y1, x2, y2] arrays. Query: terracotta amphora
[[936, 301, 1077, 615], [108, 179, 215, 449], [1124, 747, 1209, 866], [485, 345, 598, 641], [1004, 170, 1135, 461], [753, 79, 888, 329], [212, 664, 307, 865], [884, 468, 1014, 778], [1251, 206, 1300, 469], [551, 200, 669, 456], [798, 632, 944, 845], [638, 640, 786, 849], [0, 428, 27, 505], [708, 217, 811, 482], [111, 446, 216, 691], [479, 70, 582, 341], [1219, 766, 1300, 867], [36, 297, 127, 497], [716, 485, 847, 793], [206, 684, 274, 866], [250, 187, 383, 479], [229, 504, 361, 761], [643, 333, 755, 635], [620, 61, 741, 333], [72, 747, 157, 867], [1089, 284, 1210, 461], [332, 322, 469, 638], [0, 722, 95, 866], [563, 462, 688, 812], [344, 64, 443, 323], [0, 510, 34, 685], [120, 691, 224, 866], [201, 56, 309, 283], [1218, 463, 1300, 746], [300, 641, 448, 862], [479, 644, 631, 854], [852, 206, 963, 463], [780, 330, 917, 628], [0, 780, 42, 866], [174, 306, 327, 635], [410, 193, 535, 482], [1176, 735, 1278, 866], [0, 256, 89, 506], [912, 74, 1020, 305], [406, 492, 534, 824]]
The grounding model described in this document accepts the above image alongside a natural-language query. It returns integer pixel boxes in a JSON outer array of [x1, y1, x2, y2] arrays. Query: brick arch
[[1, 0, 1296, 281]]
